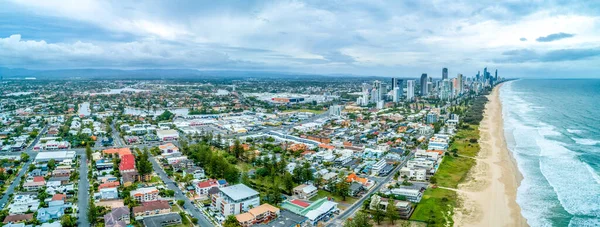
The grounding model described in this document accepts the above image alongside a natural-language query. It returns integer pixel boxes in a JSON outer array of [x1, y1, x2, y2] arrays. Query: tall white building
[[392, 87, 401, 103], [376, 100, 384, 109], [406, 80, 415, 101], [211, 184, 260, 217], [329, 105, 342, 116]]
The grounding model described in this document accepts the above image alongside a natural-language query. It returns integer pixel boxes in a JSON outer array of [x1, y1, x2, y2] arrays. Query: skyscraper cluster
[[356, 66, 498, 107]]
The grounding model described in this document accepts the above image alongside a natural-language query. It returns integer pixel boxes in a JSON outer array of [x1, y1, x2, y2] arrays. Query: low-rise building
[[133, 200, 171, 219], [104, 206, 131, 227], [194, 179, 227, 197], [293, 184, 318, 199], [390, 187, 424, 203], [235, 203, 280, 227], [280, 198, 338, 226], [130, 187, 159, 202]]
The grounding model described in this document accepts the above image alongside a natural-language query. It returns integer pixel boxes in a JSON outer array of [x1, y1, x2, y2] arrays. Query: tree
[[223, 215, 241, 227], [60, 215, 76, 227], [177, 200, 185, 207], [156, 110, 174, 121], [241, 172, 251, 186], [386, 200, 400, 225], [344, 212, 372, 227], [21, 152, 30, 162], [283, 172, 295, 194], [88, 199, 98, 224], [47, 159, 56, 170], [232, 139, 244, 159], [335, 181, 350, 201], [136, 149, 153, 180], [85, 144, 92, 160], [373, 202, 385, 225]]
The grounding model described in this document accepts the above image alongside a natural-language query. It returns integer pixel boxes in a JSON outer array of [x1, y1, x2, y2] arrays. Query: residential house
[[3, 214, 34, 224], [369, 195, 413, 219], [104, 206, 131, 226], [7, 194, 39, 214], [194, 179, 227, 197], [159, 143, 180, 156], [293, 184, 318, 199], [99, 187, 119, 200], [36, 200, 71, 222], [349, 182, 364, 197]]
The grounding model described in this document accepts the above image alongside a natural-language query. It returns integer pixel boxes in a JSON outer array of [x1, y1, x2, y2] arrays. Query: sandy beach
[[453, 84, 528, 227]]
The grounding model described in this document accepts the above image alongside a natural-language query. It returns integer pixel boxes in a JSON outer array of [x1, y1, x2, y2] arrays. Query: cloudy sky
[[1, 0, 600, 78]]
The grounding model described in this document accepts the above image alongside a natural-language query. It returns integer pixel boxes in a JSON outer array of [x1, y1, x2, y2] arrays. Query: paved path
[[149, 157, 214, 227], [77, 153, 90, 226]]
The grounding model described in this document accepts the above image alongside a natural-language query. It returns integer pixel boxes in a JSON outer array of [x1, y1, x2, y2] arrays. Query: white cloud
[[3, 0, 600, 77]]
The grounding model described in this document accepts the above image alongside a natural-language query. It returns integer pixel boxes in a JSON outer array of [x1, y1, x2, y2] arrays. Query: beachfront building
[[390, 187, 424, 203]]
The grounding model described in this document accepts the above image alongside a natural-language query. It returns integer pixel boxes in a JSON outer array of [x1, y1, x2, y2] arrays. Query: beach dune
[[453, 84, 528, 227]]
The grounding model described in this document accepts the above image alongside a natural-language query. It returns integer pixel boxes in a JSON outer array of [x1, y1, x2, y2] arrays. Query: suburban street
[[0, 126, 47, 208], [77, 152, 90, 226], [326, 151, 416, 227], [149, 156, 215, 227]]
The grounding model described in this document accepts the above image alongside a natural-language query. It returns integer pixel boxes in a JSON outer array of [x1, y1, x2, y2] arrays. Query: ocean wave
[[501, 81, 600, 225], [537, 136, 600, 217], [569, 217, 600, 227], [567, 129, 585, 134], [573, 138, 600, 146]]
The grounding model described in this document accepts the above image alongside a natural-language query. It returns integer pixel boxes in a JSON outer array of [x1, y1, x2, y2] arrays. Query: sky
[[1, 0, 600, 78]]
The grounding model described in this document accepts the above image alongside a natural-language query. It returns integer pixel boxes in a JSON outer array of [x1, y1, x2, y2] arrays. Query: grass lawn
[[410, 188, 457, 226], [449, 124, 480, 157], [434, 155, 476, 188], [283, 109, 325, 114], [310, 190, 357, 204]]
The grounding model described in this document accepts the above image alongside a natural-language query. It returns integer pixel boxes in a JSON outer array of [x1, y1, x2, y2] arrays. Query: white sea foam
[[567, 129, 584, 134], [569, 217, 600, 227], [573, 138, 600, 146], [500, 81, 600, 225], [536, 124, 600, 218]]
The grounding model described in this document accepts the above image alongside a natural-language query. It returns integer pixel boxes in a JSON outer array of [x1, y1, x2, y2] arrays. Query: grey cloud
[[520, 37, 527, 41], [536, 32, 575, 42], [496, 48, 600, 63]]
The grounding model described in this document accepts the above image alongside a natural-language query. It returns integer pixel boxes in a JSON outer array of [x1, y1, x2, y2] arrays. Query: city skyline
[[1, 0, 600, 78]]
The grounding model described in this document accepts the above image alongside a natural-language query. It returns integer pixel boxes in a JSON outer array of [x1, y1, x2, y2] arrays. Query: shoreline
[[453, 84, 528, 227]]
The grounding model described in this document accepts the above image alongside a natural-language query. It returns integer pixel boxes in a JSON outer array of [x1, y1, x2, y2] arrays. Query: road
[[77, 152, 90, 226], [149, 157, 214, 227], [326, 151, 416, 227], [0, 125, 47, 208], [110, 120, 124, 147]]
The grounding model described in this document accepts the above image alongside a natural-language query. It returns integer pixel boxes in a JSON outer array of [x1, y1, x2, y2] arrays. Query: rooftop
[[219, 184, 258, 201]]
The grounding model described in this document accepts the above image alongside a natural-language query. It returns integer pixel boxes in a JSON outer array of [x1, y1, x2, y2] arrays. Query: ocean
[[500, 79, 600, 226]]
